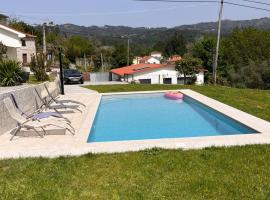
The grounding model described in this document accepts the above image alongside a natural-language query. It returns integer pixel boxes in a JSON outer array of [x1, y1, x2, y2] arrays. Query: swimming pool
[[88, 93, 257, 143]]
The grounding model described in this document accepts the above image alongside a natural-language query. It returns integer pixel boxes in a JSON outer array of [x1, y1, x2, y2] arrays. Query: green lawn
[[1, 146, 270, 199], [85, 84, 270, 122], [1, 84, 270, 199]]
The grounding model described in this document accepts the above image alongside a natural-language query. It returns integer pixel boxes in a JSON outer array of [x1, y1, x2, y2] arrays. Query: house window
[[163, 78, 172, 84], [22, 54, 27, 64], [139, 79, 151, 84], [21, 39, 26, 46]]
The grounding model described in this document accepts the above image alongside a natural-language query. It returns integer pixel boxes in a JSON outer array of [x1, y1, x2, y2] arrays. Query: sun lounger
[[3, 98, 75, 141], [44, 83, 86, 107], [10, 93, 71, 123], [34, 88, 82, 113]]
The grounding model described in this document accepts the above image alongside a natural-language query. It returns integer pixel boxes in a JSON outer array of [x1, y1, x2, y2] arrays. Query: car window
[[64, 70, 81, 75]]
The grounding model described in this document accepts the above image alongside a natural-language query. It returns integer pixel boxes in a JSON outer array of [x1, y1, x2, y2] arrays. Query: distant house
[[132, 56, 142, 65], [167, 55, 182, 64], [139, 56, 160, 64], [150, 51, 163, 60], [111, 63, 204, 85], [0, 24, 36, 65]]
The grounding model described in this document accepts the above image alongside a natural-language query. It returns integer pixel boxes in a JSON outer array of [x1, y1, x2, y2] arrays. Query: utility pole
[[213, 0, 224, 85], [43, 22, 47, 66], [101, 53, 104, 72], [84, 53, 87, 71], [127, 38, 130, 65]]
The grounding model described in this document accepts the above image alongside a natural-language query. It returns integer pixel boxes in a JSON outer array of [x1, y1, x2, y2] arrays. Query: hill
[[57, 17, 270, 47]]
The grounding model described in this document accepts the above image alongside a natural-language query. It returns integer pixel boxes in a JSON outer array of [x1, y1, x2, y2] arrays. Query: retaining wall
[[0, 81, 60, 135]]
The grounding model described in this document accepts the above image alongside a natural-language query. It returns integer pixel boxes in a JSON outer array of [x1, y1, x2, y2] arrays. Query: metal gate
[[90, 72, 110, 82]]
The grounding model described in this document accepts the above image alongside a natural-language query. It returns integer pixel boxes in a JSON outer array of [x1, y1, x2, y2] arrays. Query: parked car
[[64, 69, 84, 84]]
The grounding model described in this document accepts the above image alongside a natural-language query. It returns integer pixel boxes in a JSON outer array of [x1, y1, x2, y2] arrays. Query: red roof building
[[111, 64, 171, 76]]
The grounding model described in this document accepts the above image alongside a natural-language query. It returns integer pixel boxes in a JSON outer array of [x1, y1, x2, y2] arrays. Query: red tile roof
[[139, 56, 152, 63], [111, 64, 173, 76]]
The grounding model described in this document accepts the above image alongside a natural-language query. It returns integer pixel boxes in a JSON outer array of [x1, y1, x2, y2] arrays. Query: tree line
[[6, 19, 270, 89]]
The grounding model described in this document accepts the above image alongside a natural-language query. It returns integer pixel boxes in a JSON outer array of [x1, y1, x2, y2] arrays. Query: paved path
[[64, 84, 97, 94]]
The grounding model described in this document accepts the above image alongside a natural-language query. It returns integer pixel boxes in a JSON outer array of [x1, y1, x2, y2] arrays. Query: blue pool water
[[88, 93, 257, 143]]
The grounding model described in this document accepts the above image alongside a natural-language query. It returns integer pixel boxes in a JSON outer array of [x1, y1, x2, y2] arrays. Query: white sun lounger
[[34, 88, 82, 113], [3, 98, 75, 141], [44, 83, 86, 107]]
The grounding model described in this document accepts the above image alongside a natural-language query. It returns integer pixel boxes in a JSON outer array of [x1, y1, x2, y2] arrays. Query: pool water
[[88, 93, 257, 143]]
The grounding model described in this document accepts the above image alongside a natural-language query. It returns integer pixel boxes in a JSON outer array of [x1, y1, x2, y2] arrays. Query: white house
[[139, 56, 160, 64], [150, 51, 163, 60], [111, 64, 204, 85], [0, 24, 36, 65], [132, 56, 142, 65]]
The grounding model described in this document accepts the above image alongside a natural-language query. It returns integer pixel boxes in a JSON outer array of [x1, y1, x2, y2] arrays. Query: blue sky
[[1, 0, 269, 27]]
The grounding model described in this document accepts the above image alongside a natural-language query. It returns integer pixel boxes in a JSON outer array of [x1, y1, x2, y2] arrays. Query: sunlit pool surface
[[88, 93, 257, 143]]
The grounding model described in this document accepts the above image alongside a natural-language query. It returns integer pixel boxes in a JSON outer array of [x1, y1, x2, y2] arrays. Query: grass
[[27, 74, 56, 85], [84, 84, 270, 122], [1, 146, 270, 199], [1, 84, 270, 199]]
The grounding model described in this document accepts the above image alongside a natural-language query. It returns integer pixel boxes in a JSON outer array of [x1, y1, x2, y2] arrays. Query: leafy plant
[[0, 42, 7, 60], [175, 55, 202, 84], [30, 54, 49, 81], [0, 60, 24, 86]]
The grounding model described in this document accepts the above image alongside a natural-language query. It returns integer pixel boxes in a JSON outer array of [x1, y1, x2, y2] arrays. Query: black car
[[64, 69, 84, 84]]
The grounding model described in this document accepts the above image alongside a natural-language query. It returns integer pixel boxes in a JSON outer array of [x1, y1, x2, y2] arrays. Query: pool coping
[[82, 89, 270, 153], [1, 88, 270, 159]]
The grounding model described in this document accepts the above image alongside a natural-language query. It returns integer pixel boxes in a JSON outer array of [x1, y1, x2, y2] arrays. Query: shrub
[[0, 60, 24, 86], [30, 54, 49, 81], [0, 42, 7, 60]]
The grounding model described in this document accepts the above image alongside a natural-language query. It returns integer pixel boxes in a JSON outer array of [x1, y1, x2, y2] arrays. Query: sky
[[1, 0, 270, 27]]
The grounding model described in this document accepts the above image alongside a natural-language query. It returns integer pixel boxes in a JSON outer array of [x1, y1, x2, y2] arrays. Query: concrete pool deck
[[1, 86, 270, 159]]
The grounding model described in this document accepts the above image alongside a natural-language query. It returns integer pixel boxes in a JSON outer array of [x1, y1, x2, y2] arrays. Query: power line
[[240, 0, 270, 6], [225, 1, 270, 12], [135, 0, 219, 3], [136, 0, 270, 12]]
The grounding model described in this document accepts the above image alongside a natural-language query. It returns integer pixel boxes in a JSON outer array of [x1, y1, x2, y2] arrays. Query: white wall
[[0, 28, 22, 48], [145, 57, 160, 64], [123, 66, 204, 85], [151, 52, 162, 59], [127, 66, 178, 84], [195, 71, 204, 85], [0, 26, 36, 64]]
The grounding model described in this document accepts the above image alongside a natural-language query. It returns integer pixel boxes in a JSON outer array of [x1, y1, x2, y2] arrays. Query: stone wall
[[0, 81, 60, 135]]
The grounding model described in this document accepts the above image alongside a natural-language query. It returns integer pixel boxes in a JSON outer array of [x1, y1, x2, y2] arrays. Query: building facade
[[111, 64, 204, 85], [0, 24, 36, 65], [139, 56, 161, 64]]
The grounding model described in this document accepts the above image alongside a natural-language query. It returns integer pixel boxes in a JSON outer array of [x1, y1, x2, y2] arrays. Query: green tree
[[64, 36, 94, 63], [175, 55, 202, 84], [192, 36, 216, 73], [111, 44, 133, 68], [30, 54, 49, 81], [164, 32, 187, 57]]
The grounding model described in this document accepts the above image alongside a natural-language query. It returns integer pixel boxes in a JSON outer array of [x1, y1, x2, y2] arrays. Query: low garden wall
[[0, 81, 60, 135]]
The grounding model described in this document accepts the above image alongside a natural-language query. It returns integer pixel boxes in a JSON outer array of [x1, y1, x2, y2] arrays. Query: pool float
[[164, 92, 184, 100]]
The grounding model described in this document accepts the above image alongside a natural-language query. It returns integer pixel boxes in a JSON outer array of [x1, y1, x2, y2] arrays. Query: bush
[[228, 61, 269, 89], [0, 60, 24, 86], [30, 54, 49, 81]]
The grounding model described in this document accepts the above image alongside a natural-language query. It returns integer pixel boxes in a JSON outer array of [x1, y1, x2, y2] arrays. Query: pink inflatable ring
[[164, 92, 184, 100]]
